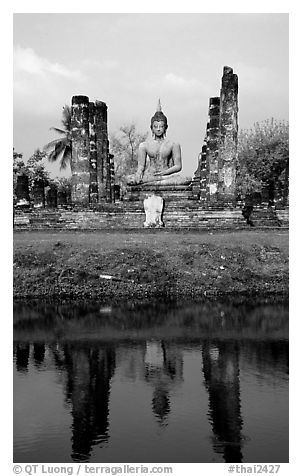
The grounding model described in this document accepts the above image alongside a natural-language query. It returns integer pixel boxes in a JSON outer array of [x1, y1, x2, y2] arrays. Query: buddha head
[[150, 99, 168, 138]]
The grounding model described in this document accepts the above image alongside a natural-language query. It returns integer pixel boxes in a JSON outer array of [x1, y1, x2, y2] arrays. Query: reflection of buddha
[[127, 100, 191, 186]]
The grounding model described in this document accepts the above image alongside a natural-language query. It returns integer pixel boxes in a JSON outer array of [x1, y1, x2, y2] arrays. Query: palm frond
[[50, 127, 66, 135], [62, 105, 72, 131], [59, 147, 72, 170], [48, 150, 59, 163], [43, 138, 62, 152]]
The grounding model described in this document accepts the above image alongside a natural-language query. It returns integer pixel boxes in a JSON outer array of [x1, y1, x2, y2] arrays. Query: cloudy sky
[[13, 13, 288, 177]]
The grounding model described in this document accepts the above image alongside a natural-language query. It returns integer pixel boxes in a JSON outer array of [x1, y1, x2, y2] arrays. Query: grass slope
[[13, 229, 288, 299]]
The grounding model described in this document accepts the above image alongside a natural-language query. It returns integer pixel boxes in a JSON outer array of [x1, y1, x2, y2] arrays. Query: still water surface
[[14, 298, 288, 463]]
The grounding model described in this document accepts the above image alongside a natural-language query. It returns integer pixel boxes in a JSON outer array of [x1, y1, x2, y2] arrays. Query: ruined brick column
[[206, 97, 221, 206], [192, 138, 207, 202], [57, 189, 67, 207], [95, 100, 108, 201], [46, 184, 58, 208], [191, 156, 202, 200], [15, 174, 30, 207], [32, 179, 45, 208], [105, 148, 113, 203], [88, 102, 98, 204], [71, 95, 90, 206], [218, 66, 238, 206], [199, 140, 208, 206], [109, 153, 115, 202]]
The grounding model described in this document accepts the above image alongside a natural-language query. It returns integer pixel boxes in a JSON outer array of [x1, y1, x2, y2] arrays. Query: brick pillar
[[57, 190, 67, 207], [191, 156, 201, 200], [95, 100, 108, 201], [105, 147, 112, 203], [32, 179, 45, 208], [88, 102, 98, 204], [206, 97, 220, 206], [109, 153, 115, 202], [71, 95, 90, 206], [46, 185, 58, 208], [199, 140, 208, 206], [218, 66, 238, 206], [192, 138, 207, 202], [15, 174, 30, 207]]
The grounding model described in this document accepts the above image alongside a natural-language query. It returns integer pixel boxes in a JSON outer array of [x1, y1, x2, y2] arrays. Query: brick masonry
[[13, 203, 288, 231]]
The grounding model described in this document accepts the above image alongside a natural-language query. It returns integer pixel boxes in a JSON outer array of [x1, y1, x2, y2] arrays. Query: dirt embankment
[[13, 230, 289, 299]]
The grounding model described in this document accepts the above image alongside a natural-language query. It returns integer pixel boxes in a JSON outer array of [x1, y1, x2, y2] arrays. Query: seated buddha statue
[[127, 100, 191, 186]]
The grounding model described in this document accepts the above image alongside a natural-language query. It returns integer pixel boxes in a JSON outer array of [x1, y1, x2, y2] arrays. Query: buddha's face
[[152, 120, 167, 138]]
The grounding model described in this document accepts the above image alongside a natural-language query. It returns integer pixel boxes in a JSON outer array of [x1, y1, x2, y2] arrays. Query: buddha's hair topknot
[[150, 99, 168, 130]]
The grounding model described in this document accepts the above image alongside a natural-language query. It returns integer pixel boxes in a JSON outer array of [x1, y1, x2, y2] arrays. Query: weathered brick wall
[[13, 204, 288, 231]]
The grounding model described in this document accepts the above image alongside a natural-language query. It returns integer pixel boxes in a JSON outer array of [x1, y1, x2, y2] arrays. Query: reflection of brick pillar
[[71, 95, 90, 206], [95, 101, 108, 201], [206, 97, 220, 206], [88, 102, 98, 204], [218, 66, 238, 206], [202, 341, 243, 463]]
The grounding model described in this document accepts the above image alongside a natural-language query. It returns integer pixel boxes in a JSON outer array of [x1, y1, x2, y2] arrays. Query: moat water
[[13, 298, 288, 463]]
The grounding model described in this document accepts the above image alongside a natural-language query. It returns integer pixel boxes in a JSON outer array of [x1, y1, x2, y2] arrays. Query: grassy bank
[[13, 229, 288, 299]]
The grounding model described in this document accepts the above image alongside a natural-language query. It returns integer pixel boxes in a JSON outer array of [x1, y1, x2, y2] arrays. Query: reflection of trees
[[144, 341, 183, 426], [241, 341, 288, 381], [13, 299, 289, 343], [202, 340, 243, 463], [60, 343, 116, 462]]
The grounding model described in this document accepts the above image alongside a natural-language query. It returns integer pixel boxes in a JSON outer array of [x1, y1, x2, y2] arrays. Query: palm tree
[[44, 105, 72, 170]]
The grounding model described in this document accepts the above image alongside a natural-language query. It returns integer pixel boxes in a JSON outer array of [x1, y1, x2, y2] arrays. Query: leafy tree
[[54, 176, 72, 193], [53, 176, 72, 203], [27, 149, 50, 187], [110, 123, 148, 187], [13, 148, 51, 204], [13, 149, 28, 203], [13, 149, 27, 177], [44, 105, 72, 170], [237, 118, 289, 205]]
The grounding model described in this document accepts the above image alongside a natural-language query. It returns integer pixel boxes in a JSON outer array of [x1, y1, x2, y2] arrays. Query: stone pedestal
[[143, 194, 164, 228], [124, 183, 193, 227], [124, 183, 192, 202]]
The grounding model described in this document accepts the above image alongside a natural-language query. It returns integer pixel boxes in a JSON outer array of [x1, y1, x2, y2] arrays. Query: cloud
[[235, 62, 287, 94], [163, 73, 203, 92], [14, 46, 86, 116], [14, 45, 83, 79], [142, 73, 206, 100], [77, 58, 120, 72]]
